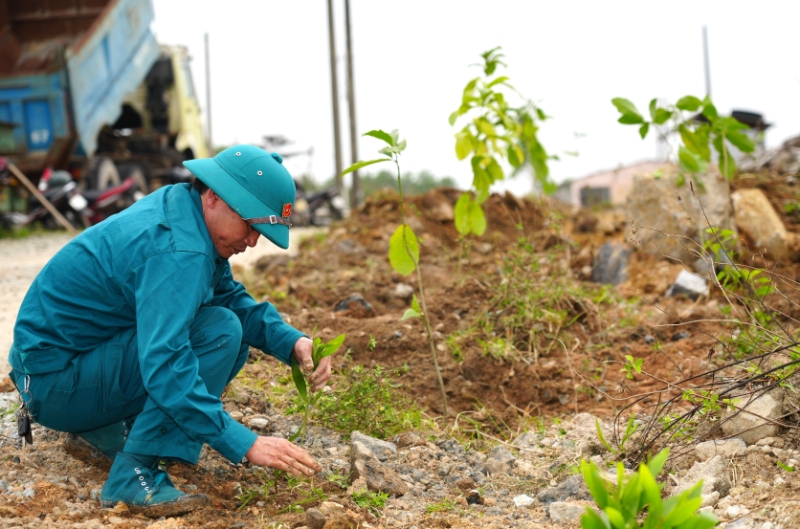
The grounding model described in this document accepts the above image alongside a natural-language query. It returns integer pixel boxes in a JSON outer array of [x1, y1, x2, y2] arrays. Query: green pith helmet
[[184, 144, 296, 249]]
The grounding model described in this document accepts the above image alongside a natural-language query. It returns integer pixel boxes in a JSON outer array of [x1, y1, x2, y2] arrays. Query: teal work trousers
[[11, 306, 250, 464]]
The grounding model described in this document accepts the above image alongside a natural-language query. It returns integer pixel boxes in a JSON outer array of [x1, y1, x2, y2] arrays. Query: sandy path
[[0, 228, 323, 377]]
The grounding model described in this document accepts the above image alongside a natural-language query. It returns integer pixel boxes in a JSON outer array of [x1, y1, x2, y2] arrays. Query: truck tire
[[117, 162, 149, 194], [85, 157, 120, 190]]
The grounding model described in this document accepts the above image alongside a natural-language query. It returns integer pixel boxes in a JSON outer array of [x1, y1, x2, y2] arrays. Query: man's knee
[[190, 306, 243, 356]]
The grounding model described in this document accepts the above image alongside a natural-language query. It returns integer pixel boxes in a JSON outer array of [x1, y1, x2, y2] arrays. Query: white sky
[[152, 0, 800, 195]]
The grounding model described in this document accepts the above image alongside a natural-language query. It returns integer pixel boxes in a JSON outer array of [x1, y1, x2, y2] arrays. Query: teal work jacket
[[9, 183, 303, 462]]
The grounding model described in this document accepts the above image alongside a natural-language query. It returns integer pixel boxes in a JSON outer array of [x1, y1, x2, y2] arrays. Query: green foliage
[[426, 498, 458, 513], [389, 224, 420, 276], [595, 416, 639, 457], [621, 355, 643, 380], [294, 364, 426, 439], [352, 490, 389, 517], [581, 448, 718, 529], [450, 46, 556, 237], [289, 333, 345, 441], [612, 95, 755, 179]]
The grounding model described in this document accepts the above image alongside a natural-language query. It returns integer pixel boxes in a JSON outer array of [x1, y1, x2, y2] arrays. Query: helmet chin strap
[[243, 215, 292, 228]]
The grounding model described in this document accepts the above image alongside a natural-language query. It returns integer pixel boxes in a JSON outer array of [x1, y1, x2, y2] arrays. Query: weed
[[352, 490, 388, 517], [426, 497, 457, 513]]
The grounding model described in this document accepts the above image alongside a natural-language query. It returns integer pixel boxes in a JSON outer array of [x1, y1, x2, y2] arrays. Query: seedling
[[290, 333, 345, 441], [581, 448, 718, 529]]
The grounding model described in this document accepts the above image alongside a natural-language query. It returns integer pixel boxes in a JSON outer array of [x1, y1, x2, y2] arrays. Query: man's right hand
[[245, 436, 321, 477]]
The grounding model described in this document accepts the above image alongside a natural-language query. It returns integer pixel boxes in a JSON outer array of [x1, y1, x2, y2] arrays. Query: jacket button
[[160, 428, 167, 434]]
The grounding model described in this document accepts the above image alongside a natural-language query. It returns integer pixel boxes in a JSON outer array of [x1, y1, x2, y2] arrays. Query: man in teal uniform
[[8, 145, 330, 516]]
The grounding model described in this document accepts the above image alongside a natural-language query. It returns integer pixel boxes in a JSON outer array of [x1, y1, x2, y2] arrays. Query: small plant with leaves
[[581, 448, 717, 529], [343, 130, 449, 416], [612, 95, 755, 180], [621, 355, 643, 380], [450, 46, 556, 239], [352, 490, 388, 518], [289, 333, 345, 441]]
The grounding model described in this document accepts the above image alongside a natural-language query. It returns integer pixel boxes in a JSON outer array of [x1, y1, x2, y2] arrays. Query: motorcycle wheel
[[117, 162, 149, 194], [84, 157, 120, 190]]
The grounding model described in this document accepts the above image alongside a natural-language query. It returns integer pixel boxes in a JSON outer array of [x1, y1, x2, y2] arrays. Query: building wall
[[569, 160, 665, 206]]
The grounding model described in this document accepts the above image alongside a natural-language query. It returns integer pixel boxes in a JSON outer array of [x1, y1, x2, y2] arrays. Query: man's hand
[[245, 436, 321, 477], [293, 337, 332, 392]]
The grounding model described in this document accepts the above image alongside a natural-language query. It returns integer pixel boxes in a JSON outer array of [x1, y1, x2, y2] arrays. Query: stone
[[513, 494, 534, 507], [306, 508, 327, 529], [721, 393, 783, 445], [488, 446, 516, 465], [673, 455, 730, 507], [731, 188, 789, 260], [351, 431, 398, 462], [349, 441, 408, 497], [466, 489, 483, 505], [549, 501, 593, 525], [666, 270, 709, 299], [392, 283, 414, 300], [333, 294, 375, 318], [591, 242, 631, 285], [625, 166, 736, 263], [537, 475, 591, 504], [482, 458, 511, 477], [245, 417, 270, 431], [695, 438, 747, 461]]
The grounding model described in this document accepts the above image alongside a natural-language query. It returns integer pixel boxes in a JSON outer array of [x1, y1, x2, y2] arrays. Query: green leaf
[[363, 129, 394, 146], [581, 460, 609, 509], [342, 158, 390, 176], [411, 293, 421, 313], [595, 418, 617, 455], [605, 507, 625, 529], [448, 110, 460, 126], [653, 108, 673, 125], [389, 224, 419, 276], [676, 96, 702, 112], [401, 308, 421, 320], [702, 102, 718, 120], [454, 192, 471, 235], [678, 146, 701, 173], [486, 75, 510, 88], [535, 107, 547, 121], [316, 334, 345, 364], [646, 448, 669, 477], [476, 117, 495, 137], [679, 124, 711, 161], [291, 356, 308, 402], [726, 130, 755, 153], [611, 98, 642, 120], [713, 135, 737, 178], [486, 157, 504, 182], [581, 509, 610, 529], [639, 122, 650, 139], [649, 98, 657, 121], [618, 113, 645, 125], [507, 144, 522, 168], [776, 461, 795, 472], [455, 130, 473, 160], [468, 200, 487, 236]]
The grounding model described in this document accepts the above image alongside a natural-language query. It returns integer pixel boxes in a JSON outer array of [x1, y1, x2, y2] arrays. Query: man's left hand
[[293, 337, 331, 392]]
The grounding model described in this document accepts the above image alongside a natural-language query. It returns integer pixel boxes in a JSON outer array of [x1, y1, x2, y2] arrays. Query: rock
[[392, 283, 414, 300], [513, 431, 539, 451], [513, 494, 534, 507], [673, 455, 730, 507], [349, 441, 408, 497], [549, 501, 593, 525], [466, 489, 483, 505], [482, 458, 511, 477], [537, 475, 591, 504], [333, 294, 375, 318], [336, 238, 366, 255], [625, 167, 736, 263], [488, 446, 516, 465], [591, 242, 631, 285], [306, 508, 327, 529], [395, 432, 426, 449], [245, 417, 270, 431], [672, 332, 690, 341], [695, 438, 748, 461], [351, 431, 397, 462], [731, 189, 790, 260], [721, 393, 783, 445], [666, 270, 709, 299]]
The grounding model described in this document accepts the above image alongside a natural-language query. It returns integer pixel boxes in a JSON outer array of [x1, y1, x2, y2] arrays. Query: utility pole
[[204, 32, 212, 150], [327, 0, 343, 190], [344, 0, 359, 208], [702, 26, 711, 98]]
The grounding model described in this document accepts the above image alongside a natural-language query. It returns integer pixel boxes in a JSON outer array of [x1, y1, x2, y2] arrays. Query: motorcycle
[[0, 160, 144, 231], [292, 179, 349, 227]]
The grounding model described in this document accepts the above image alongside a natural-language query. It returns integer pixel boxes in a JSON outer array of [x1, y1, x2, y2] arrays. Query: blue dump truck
[[0, 0, 207, 211]]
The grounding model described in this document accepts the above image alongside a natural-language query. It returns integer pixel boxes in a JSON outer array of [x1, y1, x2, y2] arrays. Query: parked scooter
[[292, 180, 348, 227], [0, 160, 144, 231]]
